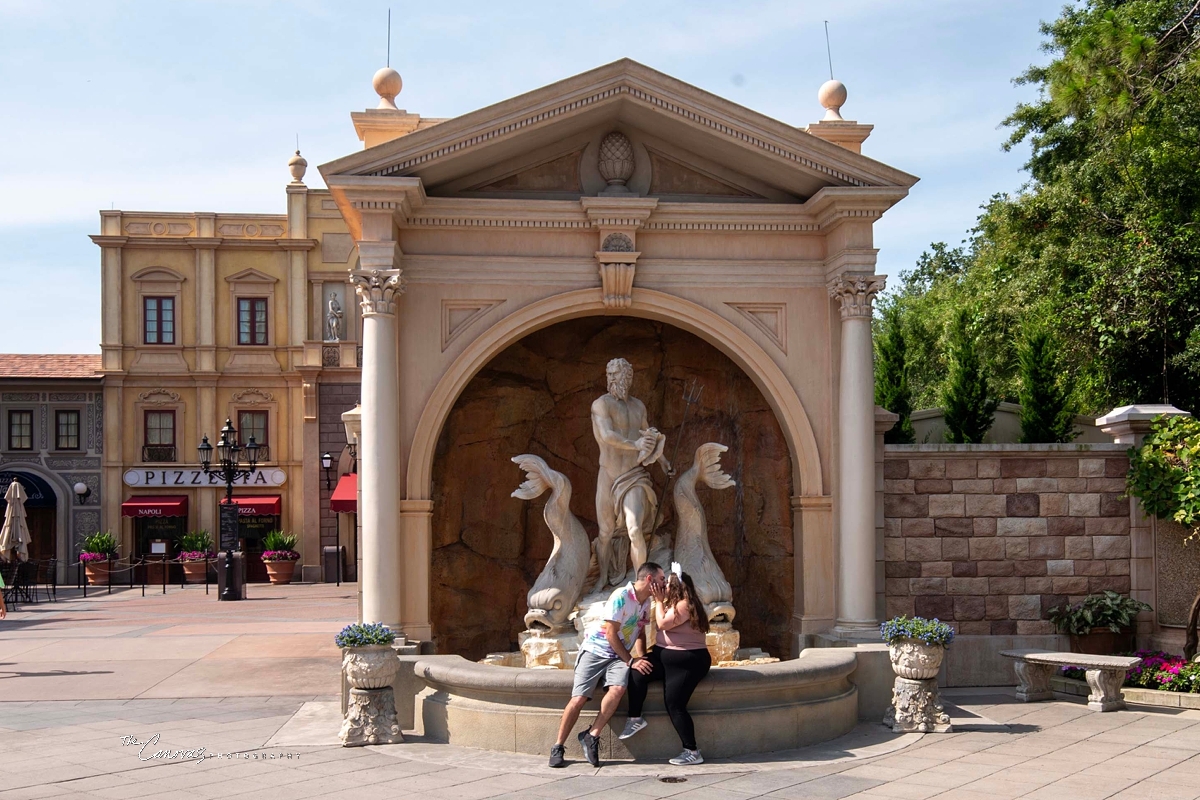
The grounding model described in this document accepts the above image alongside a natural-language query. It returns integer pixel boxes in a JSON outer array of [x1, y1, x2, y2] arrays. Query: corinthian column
[[829, 274, 885, 635], [352, 246, 404, 633]]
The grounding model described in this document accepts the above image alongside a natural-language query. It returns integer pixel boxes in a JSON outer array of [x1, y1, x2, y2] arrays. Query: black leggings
[[626, 646, 712, 750]]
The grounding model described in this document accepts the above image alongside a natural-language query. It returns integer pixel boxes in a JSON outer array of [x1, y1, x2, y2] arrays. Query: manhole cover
[[659, 777, 688, 783]]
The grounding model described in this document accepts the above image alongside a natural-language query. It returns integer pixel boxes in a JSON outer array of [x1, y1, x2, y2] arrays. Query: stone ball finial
[[597, 132, 635, 190], [373, 67, 403, 110], [818, 79, 847, 122], [288, 149, 308, 183]]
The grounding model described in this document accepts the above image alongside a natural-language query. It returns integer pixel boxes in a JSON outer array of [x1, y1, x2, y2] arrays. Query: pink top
[[655, 600, 708, 650]]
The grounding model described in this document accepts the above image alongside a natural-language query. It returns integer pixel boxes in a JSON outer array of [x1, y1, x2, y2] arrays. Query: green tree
[[1018, 328, 1078, 443], [884, 0, 1200, 416], [942, 310, 1000, 443], [874, 304, 916, 443]]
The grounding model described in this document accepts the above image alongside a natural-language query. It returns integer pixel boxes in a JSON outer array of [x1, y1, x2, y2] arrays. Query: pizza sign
[[123, 468, 287, 487]]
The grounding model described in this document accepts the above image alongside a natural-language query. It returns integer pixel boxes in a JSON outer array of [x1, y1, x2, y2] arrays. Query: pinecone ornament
[[598, 132, 635, 187]]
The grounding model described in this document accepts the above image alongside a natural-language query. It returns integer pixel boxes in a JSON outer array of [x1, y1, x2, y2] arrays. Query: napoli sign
[[123, 468, 287, 487]]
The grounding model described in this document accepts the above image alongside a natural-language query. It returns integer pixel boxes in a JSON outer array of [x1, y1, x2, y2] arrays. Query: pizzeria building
[[93, 161, 363, 582]]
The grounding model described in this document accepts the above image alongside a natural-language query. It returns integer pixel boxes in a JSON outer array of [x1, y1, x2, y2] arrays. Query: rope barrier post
[[205, 556, 210, 596], [107, 554, 112, 595], [162, 555, 167, 595], [141, 557, 146, 598]]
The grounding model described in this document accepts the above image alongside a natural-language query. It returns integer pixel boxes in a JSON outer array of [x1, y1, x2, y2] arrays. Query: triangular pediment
[[224, 268, 277, 284], [320, 59, 917, 204]]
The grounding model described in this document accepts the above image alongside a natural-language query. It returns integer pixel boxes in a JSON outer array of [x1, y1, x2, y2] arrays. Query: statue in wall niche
[[591, 357, 671, 592], [673, 443, 737, 624], [511, 455, 591, 634], [325, 292, 343, 341]]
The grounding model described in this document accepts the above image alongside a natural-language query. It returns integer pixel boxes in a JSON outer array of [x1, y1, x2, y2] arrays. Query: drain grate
[[658, 777, 688, 783]]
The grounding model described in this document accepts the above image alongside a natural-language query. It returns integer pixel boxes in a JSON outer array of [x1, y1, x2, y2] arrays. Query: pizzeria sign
[[123, 468, 287, 488]]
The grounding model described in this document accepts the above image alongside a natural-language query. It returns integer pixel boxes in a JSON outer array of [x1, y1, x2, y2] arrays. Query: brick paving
[[5, 585, 1200, 799]]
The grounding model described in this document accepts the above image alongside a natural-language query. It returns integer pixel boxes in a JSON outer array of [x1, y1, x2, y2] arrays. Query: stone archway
[[429, 316, 794, 660]]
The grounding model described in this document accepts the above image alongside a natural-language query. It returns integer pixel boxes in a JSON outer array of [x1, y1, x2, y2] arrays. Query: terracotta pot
[[264, 560, 296, 585], [1070, 627, 1134, 655], [888, 638, 946, 680], [342, 644, 399, 689], [181, 561, 208, 584], [83, 561, 110, 586]]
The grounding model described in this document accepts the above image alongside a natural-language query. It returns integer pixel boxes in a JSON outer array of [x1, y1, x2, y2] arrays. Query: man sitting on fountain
[[548, 561, 665, 769]]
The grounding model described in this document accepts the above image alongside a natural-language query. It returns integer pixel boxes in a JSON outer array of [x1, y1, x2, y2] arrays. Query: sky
[[0, 0, 1061, 353]]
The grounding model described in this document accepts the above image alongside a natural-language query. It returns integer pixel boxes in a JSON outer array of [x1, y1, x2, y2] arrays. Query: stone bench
[[1000, 649, 1141, 712]]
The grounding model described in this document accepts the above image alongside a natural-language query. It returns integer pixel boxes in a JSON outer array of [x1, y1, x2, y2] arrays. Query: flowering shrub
[[880, 616, 955, 647], [177, 551, 212, 562], [335, 622, 395, 648], [1060, 650, 1200, 693], [79, 531, 118, 562], [261, 531, 299, 562]]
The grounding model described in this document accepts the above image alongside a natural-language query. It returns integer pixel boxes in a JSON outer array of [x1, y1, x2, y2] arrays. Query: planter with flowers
[[1048, 591, 1151, 655], [880, 615, 955, 733], [79, 532, 119, 585], [336, 622, 403, 746], [177, 530, 214, 583], [261, 530, 300, 585]]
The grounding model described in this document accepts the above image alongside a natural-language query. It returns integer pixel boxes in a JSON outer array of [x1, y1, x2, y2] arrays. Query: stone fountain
[[411, 359, 860, 759]]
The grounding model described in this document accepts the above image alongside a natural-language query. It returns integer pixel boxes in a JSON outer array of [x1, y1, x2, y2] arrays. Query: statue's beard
[[608, 374, 631, 400]]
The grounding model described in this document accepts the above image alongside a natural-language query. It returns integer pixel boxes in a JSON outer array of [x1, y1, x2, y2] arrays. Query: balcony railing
[[141, 444, 177, 463], [238, 443, 271, 462]]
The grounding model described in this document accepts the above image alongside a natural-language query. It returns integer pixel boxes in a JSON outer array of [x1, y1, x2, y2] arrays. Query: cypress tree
[[942, 309, 999, 443], [1018, 328, 1077, 443], [875, 305, 916, 443]]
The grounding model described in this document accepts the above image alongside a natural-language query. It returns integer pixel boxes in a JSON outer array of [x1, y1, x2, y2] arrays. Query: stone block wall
[[882, 445, 1132, 635], [318, 381, 360, 579]]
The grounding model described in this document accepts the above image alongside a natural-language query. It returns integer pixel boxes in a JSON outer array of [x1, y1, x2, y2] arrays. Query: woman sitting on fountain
[[622, 562, 712, 766]]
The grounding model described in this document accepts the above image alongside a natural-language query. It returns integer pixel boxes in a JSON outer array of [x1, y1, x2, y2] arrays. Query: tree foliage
[[874, 304, 916, 443], [942, 310, 1000, 443], [1018, 328, 1079, 443], [880, 0, 1200, 416]]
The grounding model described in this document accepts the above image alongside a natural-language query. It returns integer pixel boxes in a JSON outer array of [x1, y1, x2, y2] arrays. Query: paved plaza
[[5, 586, 1200, 799]]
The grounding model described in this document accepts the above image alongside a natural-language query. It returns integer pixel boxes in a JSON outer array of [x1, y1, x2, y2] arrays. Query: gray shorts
[[572, 649, 630, 698]]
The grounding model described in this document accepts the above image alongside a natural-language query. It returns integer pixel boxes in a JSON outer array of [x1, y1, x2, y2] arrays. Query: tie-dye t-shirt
[[580, 583, 650, 659]]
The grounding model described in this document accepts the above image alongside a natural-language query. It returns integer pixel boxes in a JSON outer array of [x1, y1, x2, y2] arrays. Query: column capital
[[827, 274, 885, 320], [351, 268, 404, 317]]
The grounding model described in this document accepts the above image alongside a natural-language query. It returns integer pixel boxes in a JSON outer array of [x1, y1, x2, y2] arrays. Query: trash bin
[[216, 551, 245, 600], [322, 545, 345, 583]]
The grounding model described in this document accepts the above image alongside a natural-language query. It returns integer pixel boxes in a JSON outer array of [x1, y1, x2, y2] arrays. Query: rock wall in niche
[[430, 317, 794, 661]]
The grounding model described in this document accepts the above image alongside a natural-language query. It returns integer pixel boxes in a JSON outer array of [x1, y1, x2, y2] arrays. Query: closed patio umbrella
[[0, 480, 31, 562]]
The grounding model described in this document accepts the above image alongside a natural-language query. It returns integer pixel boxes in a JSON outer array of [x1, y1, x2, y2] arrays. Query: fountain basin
[[412, 648, 858, 760]]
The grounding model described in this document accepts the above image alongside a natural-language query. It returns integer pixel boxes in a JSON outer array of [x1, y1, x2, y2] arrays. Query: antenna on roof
[[387, 8, 392, 68], [824, 20, 834, 80]]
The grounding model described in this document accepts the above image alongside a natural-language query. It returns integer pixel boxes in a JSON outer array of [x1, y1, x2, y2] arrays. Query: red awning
[[330, 473, 357, 513], [122, 495, 189, 518], [226, 496, 281, 516]]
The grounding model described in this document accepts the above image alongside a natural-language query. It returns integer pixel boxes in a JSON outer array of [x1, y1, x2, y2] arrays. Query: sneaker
[[548, 744, 565, 768], [618, 717, 648, 740], [669, 749, 704, 766], [577, 729, 601, 767]]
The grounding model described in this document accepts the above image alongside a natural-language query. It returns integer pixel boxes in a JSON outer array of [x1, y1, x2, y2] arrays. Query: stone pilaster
[[829, 274, 885, 635]]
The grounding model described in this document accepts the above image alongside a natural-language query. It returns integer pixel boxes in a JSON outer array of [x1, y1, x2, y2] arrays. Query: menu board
[[219, 502, 240, 552]]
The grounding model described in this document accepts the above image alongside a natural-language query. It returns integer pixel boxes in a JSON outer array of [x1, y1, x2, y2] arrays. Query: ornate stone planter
[[888, 638, 945, 679], [264, 560, 296, 585], [340, 644, 403, 746], [883, 638, 951, 733]]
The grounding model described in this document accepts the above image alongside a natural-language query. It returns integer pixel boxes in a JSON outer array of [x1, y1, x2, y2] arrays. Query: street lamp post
[[320, 452, 342, 587], [199, 418, 259, 601]]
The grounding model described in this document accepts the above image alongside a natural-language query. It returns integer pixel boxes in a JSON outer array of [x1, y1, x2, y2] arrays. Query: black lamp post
[[199, 418, 259, 601], [321, 452, 334, 490]]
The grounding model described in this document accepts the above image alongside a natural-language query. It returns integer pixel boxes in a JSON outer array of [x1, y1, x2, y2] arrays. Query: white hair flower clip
[[670, 562, 683, 580]]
